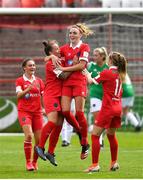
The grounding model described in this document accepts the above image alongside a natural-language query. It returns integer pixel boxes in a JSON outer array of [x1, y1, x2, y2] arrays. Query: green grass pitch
[[0, 132, 143, 179]]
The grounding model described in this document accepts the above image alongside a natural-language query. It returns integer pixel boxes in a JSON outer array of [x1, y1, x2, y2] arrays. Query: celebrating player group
[[15, 23, 127, 173]]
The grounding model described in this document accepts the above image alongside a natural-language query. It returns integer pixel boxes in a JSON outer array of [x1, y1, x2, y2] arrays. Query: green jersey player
[[122, 74, 142, 131], [87, 47, 109, 147]]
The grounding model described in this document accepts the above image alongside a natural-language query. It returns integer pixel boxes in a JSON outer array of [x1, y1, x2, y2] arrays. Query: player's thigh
[[74, 96, 85, 112], [47, 111, 59, 124], [22, 124, 33, 141], [92, 124, 104, 136], [106, 128, 117, 135], [61, 96, 72, 111], [57, 112, 64, 126]]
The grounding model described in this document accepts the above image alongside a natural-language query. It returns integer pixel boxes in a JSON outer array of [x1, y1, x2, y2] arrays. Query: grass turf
[[0, 132, 143, 179]]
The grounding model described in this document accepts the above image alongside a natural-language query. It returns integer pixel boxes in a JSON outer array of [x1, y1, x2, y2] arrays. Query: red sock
[[107, 134, 118, 162], [62, 111, 80, 132], [91, 135, 100, 164], [38, 121, 56, 148], [76, 111, 88, 145], [48, 125, 62, 154], [24, 141, 32, 163], [32, 145, 38, 163]]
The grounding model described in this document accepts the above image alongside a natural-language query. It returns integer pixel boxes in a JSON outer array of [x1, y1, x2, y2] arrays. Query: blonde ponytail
[[72, 23, 94, 38]]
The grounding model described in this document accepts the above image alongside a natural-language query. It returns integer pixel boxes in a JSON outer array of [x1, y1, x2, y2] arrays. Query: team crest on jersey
[[25, 93, 30, 99], [67, 59, 73, 66], [83, 51, 89, 58]]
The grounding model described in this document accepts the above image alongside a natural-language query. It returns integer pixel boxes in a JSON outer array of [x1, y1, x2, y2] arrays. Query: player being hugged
[[35, 40, 81, 167], [85, 51, 127, 173], [15, 58, 45, 171]]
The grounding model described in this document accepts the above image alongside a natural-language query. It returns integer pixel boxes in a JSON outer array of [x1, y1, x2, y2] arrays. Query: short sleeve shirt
[[44, 59, 62, 97], [16, 74, 44, 112], [60, 41, 90, 86], [88, 62, 109, 99]]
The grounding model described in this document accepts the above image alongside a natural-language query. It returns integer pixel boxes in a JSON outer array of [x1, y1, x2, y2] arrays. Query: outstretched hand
[[44, 55, 61, 67], [83, 69, 97, 84]]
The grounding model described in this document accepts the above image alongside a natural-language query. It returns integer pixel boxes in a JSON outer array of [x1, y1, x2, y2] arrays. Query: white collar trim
[[109, 66, 117, 69], [23, 74, 36, 82], [70, 40, 82, 49]]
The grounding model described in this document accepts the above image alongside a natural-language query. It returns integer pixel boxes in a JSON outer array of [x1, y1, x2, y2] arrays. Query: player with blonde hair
[[88, 47, 109, 148], [57, 23, 94, 159], [47, 23, 94, 159]]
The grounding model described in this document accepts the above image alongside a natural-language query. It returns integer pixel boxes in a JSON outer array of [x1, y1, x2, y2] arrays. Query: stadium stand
[[1, 0, 21, 7], [101, 0, 143, 8], [0, 14, 143, 117], [1, 0, 143, 7], [0, 0, 102, 7], [102, 0, 122, 8]]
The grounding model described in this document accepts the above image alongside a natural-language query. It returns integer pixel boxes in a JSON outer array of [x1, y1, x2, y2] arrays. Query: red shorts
[[18, 111, 43, 131], [62, 85, 87, 97], [43, 96, 61, 114], [95, 109, 121, 129]]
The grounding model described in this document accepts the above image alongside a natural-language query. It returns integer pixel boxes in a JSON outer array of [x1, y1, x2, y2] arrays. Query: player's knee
[[25, 133, 33, 142]]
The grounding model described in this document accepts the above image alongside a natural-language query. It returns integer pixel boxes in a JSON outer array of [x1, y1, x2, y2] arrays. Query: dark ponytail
[[43, 41, 52, 56]]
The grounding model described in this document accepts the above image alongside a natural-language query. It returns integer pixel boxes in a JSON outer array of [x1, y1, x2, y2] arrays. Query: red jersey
[[60, 40, 90, 86], [16, 74, 44, 112], [94, 66, 122, 114], [44, 59, 62, 97]]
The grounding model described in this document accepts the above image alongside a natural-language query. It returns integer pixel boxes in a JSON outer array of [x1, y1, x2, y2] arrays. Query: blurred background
[[0, 0, 143, 133], [0, 0, 143, 8]]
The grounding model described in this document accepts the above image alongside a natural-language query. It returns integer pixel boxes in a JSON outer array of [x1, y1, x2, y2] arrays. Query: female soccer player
[[85, 51, 127, 173], [58, 23, 93, 159], [87, 47, 109, 148], [122, 73, 142, 131], [16, 58, 44, 171], [35, 40, 81, 166]]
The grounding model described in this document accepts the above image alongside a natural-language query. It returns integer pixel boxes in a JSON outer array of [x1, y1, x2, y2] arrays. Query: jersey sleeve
[[87, 61, 93, 72], [60, 45, 66, 57], [38, 79, 45, 95], [94, 70, 109, 84], [79, 44, 90, 62], [46, 60, 54, 72], [15, 78, 23, 93]]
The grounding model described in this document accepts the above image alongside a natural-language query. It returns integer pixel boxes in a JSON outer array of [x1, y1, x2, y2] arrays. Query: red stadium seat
[[21, 0, 44, 7]]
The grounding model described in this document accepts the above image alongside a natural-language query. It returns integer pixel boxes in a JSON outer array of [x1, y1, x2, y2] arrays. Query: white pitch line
[[0, 133, 24, 136]]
